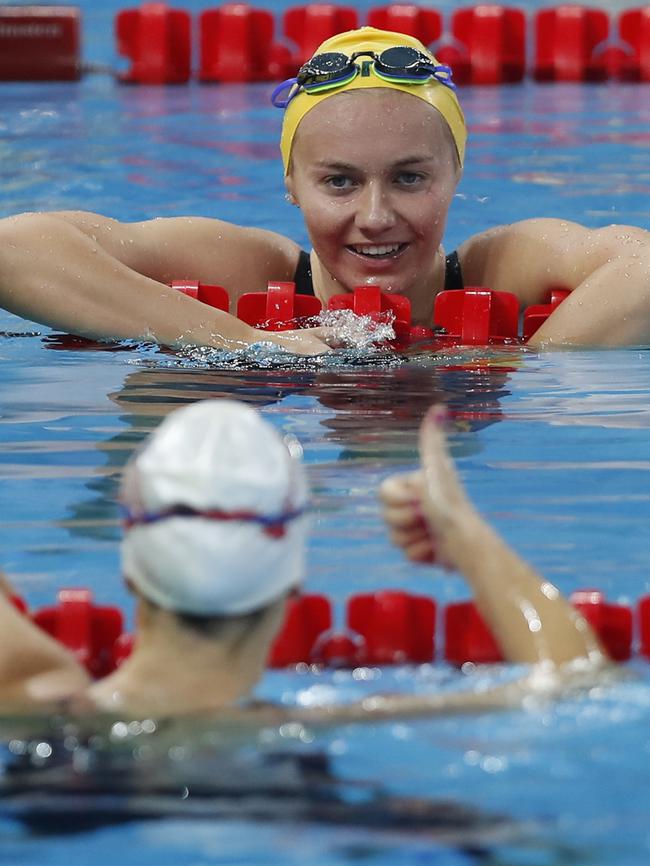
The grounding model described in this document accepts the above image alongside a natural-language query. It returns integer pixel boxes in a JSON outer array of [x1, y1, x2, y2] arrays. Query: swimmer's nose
[[353, 182, 397, 234]]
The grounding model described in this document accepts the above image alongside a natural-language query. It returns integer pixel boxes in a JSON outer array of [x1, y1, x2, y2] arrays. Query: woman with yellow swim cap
[[0, 26, 649, 349]]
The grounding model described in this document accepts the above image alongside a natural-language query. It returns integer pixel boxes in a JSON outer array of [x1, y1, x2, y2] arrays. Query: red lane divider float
[[237, 281, 322, 330], [0, 5, 81, 81], [32, 588, 124, 678], [109, 2, 650, 86], [522, 288, 570, 341], [116, 2, 192, 84], [367, 5, 442, 45], [170, 278, 568, 346], [199, 4, 291, 82], [3, 4, 650, 84], [10, 586, 650, 674], [534, 5, 610, 82], [346, 591, 436, 665], [171, 280, 230, 311], [283, 3, 359, 66], [437, 5, 526, 85], [615, 6, 650, 81]]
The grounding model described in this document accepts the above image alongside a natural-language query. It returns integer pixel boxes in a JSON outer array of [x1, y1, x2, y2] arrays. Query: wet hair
[[173, 604, 273, 639]]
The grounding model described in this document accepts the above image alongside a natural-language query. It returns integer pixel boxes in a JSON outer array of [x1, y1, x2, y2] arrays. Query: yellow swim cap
[[279, 27, 466, 173]]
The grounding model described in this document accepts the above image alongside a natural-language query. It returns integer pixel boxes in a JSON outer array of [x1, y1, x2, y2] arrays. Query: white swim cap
[[120, 400, 309, 616]]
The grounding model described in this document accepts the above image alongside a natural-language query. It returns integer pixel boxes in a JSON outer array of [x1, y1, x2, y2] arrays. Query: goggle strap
[[122, 503, 307, 539], [271, 77, 299, 109]]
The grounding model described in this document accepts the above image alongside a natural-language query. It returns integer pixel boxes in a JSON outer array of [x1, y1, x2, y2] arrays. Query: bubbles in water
[[315, 308, 396, 349]]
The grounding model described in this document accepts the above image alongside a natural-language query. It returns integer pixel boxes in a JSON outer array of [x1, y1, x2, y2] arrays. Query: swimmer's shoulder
[[457, 218, 650, 307], [124, 214, 305, 294]]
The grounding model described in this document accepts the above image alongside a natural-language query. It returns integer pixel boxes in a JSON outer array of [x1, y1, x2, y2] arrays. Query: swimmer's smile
[[346, 242, 409, 262]]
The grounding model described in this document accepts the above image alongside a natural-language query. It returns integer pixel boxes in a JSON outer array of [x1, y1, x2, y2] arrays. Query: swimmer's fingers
[[387, 525, 439, 565], [380, 472, 444, 565], [380, 472, 427, 535], [265, 327, 334, 356], [303, 326, 346, 349], [417, 406, 472, 536], [379, 471, 425, 508], [383, 503, 427, 531]]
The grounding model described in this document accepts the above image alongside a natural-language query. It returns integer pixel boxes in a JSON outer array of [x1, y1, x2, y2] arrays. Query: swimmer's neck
[[309, 249, 445, 326], [89, 608, 266, 716]]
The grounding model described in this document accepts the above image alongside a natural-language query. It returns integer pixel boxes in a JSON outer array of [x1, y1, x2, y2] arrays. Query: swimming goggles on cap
[[271, 46, 456, 109], [122, 503, 307, 539]]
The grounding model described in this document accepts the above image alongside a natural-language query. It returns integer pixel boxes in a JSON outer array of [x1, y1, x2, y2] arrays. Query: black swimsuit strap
[[292, 249, 464, 296], [444, 250, 464, 291], [293, 249, 315, 296]]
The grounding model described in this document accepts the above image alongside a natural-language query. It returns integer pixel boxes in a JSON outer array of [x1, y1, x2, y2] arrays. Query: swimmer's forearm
[[443, 512, 605, 666], [288, 664, 611, 726], [528, 255, 650, 348], [291, 680, 530, 726], [0, 213, 260, 349], [0, 584, 90, 690], [415, 409, 604, 667]]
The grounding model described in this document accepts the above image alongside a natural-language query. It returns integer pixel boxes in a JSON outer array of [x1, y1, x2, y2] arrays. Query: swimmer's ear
[[284, 176, 298, 206]]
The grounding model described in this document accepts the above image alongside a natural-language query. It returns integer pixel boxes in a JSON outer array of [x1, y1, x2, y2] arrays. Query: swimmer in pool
[[0, 27, 649, 355], [0, 399, 606, 720]]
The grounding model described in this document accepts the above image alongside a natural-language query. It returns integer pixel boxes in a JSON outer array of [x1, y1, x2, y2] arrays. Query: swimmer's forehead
[[306, 155, 442, 169], [291, 90, 457, 169], [292, 87, 454, 135]]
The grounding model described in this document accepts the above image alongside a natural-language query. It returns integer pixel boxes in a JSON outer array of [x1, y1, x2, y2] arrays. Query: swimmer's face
[[286, 89, 460, 306]]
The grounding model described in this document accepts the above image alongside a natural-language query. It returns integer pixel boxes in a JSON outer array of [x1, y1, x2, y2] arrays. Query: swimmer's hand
[[380, 470, 439, 564], [257, 326, 341, 356], [379, 406, 473, 566]]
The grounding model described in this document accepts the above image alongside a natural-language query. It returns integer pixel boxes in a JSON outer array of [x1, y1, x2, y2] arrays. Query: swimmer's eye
[[323, 174, 357, 191], [394, 171, 427, 187]]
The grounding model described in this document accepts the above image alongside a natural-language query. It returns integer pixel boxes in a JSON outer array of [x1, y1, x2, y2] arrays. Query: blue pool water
[[2, 2, 650, 864]]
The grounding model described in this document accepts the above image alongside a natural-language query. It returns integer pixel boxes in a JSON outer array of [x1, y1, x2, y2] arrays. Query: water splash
[[315, 308, 396, 349], [128, 310, 401, 370]]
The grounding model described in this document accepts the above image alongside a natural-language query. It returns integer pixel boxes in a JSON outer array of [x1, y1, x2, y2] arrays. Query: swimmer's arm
[[459, 219, 650, 347], [288, 671, 577, 726], [45, 211, 301, 298], [381, 408, 607, 668], [0, 213, 331, 354], [226, 664, 608, 729], [0, 572, 91, 704], [527, 250, 650, 347]]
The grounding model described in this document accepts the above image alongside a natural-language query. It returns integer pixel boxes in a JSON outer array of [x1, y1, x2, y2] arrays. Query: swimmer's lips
[[343, 243, 411, 292], [345, 242, 409, 265]]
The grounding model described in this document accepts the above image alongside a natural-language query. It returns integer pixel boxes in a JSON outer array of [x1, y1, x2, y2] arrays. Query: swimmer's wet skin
[[0, 30, 650, 350], [0, 399, 609, 726]]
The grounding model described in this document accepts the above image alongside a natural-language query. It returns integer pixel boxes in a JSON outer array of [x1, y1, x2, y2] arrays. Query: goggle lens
[[375, 46, 425, 72], [271, 46, 456, 108]]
